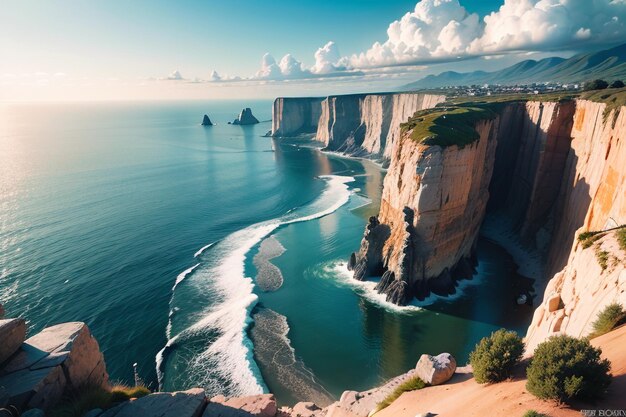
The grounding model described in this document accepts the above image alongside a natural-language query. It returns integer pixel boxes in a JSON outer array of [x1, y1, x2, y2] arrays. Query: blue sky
[[1, 0, 624, 100]]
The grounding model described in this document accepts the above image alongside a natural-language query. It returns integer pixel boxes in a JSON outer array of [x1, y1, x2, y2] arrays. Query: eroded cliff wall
[[272, 97, 324, 137], [316, 93, 445, 161], [525, 100, 626, 350], [271, 93, 445, 162], [349, 99, 587, 305]]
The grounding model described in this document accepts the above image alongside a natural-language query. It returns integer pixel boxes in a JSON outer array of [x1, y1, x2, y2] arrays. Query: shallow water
[[0, 100, 533, 403]]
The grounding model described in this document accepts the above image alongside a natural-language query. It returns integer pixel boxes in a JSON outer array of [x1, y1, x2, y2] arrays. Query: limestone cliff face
[[490, 100, 576, 246], [350, 118, 500, 304], [271, 93, 445, 162], [272, 97, 324, 137], [525, 230, 625, 353], [525, 101, 626, 350], [349, 99, 586, 305], [546, 100, 626, 277], [316, 93, 445, 161]]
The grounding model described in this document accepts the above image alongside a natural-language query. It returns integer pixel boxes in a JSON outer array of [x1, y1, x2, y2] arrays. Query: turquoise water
[[0, 101, 533, 405]]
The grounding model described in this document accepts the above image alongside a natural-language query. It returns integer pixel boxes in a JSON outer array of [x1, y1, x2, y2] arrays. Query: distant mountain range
[[403, 43, 626, 89]]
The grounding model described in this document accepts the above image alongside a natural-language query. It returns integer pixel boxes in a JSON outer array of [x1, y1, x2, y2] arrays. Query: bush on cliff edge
[[589, 303, 626, 338], [469, 329, 524, 384], [526, 335, 611, 403]]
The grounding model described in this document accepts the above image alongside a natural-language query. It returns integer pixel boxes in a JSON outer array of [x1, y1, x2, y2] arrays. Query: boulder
[[100, 388, 206, 417], [0, 322, 108, 410], [202, 115, 213, 126], [232, 108, 260, 125], [0, 318, 26, 365], [547, 293, 562, 312], [415, 353, 456, 386], [204, 394, 277, 416]]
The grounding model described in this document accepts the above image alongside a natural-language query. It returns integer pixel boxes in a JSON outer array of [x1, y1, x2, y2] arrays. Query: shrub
[[523, 411, 549, 417], [526, 335, 611, 402], [590, 303, 626, 338], [374, 375, 426, 412], [469, 329, 524, 383], [596, 249, 610, 270], [584, 79, 609, 91], [609, 80, 625, 89]]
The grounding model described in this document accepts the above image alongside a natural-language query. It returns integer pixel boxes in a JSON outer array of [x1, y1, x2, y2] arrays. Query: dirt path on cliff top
[[376, 326, 626, 417]]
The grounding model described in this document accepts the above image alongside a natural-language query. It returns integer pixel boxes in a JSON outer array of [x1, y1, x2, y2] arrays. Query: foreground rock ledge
[[0, 322, 108, 410]]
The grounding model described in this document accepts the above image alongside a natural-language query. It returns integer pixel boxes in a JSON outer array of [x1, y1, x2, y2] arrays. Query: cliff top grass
[[374, 375, 427, 413], [401, 92, 577, 148], [401, 105, 498, 147], [581, 87, 626, 125]]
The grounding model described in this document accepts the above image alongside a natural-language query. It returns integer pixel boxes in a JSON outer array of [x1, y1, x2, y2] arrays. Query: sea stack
[[201, 114, 213, 126], [232, 108, 259, 125]]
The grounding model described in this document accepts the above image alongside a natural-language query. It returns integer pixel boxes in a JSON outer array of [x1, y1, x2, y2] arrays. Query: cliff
[[272, 97, 324, 136], [524, 97, 626, 351], [271, 93, 445, 163], [348, 95, 625, 306]]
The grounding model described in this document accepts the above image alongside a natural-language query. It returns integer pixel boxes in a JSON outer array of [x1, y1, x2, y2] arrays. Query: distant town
[[429, 79, 624, 98]]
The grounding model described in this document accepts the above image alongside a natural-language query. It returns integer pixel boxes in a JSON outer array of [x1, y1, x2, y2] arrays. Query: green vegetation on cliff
[[469, 329, 525, 384], [526, 335, 611, 403], [375, 375, 427, 412], [401, 93, 575, 148], [581, 87, 626, 125]]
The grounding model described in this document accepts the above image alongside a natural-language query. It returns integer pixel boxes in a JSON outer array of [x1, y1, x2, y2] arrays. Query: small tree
[[609, 80, 625, 89], [469, 329, 524, 383], [584, 79, 609, 91], [526, 335, 611, 402]]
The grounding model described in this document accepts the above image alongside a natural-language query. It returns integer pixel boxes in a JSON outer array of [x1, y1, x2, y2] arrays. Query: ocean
[[0, 100, 533, 405]]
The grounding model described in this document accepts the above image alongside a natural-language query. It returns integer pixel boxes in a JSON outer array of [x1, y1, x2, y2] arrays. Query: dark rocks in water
[[383, 280, 409, 305], [262, 130, 272, 137], [347, 252, 357, 271], [452, 257, 474, 280], [374, 270, 395, 293], [350, 216, 389, 281], [428, 268, 456, 296], [232, 108, 259, 125], [201, 114, 213, 126]]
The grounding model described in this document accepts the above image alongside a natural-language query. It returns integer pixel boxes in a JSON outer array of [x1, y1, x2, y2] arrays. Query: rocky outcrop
[[201, 115, 213, 126], [525, 229, 626, 353], [205, 394, 277, 416], [0, 318, 25, 365], [100, 388, 206, 417], [350, 115, 500, 303], [0, 322, 108, 410], [272, 98, 324, 137], [232, 108, 260, 125], [415, 353, 456, 386], [271, 93, 445, 163]]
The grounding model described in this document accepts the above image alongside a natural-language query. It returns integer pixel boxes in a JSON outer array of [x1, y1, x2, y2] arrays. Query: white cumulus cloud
[[351, 0, 626, 68], [311, 42, 348, 74]]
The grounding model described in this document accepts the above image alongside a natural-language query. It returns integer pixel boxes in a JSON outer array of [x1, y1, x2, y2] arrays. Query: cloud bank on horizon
[[175, 0, 626, 83]]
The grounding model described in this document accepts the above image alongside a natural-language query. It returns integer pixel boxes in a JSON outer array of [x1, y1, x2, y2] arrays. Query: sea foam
[[157, 175, 354, 396]]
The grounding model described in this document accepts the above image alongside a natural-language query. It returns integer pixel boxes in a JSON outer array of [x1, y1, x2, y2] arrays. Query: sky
[[1, 0, 625, 101]]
